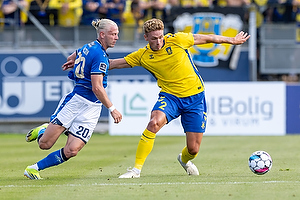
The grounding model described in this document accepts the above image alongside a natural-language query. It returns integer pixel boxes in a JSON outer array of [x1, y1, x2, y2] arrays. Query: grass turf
[[0, 133, 299, 200]]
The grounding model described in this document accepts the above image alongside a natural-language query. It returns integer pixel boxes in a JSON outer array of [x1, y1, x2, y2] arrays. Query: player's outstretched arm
[[109, 58, 131, 70], [231, 31, 251, 45], [193, 31, 250, 45]]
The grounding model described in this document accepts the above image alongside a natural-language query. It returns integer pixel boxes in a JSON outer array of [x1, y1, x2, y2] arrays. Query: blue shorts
[[152, 92, 207, 133]]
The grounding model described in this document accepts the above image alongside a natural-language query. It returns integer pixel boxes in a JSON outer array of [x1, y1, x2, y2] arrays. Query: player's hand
[[110, 109, 122, 124], [232, 31, 250, 45], [62, 60, 75, 71]]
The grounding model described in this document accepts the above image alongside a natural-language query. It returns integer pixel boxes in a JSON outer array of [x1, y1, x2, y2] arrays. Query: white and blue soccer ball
[[248, 151, 272, 175]]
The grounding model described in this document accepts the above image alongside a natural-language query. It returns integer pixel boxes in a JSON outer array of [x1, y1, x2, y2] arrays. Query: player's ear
[[99, 31, 105, 39], [144, 34, 148, 41]]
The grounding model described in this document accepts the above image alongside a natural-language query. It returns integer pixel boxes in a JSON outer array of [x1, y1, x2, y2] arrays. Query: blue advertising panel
[[286, 85, 300, 134], [0, 53, 72, 120]]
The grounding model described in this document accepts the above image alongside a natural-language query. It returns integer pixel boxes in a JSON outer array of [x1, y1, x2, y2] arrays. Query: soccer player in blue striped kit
[[24, 18, 122, 179]]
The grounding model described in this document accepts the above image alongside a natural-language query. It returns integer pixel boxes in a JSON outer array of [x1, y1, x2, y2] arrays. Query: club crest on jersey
[[173, 12, 243, 67], [166, 47, 172, 55], [99, 63, 107, 72], [149, 54, 154, 59]]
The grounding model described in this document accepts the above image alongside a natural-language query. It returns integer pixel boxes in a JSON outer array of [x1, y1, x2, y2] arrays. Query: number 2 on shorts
[[158, 96, 167, 110]]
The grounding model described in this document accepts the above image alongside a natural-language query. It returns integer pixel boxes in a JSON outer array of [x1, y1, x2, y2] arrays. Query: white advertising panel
[[109, 82, 286, 136], [205, 82, 286, 135], [109, 82, 184, 136]]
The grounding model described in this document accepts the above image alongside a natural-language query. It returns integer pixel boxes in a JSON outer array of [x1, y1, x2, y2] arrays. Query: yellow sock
[[134, 129, 156, 170], [181, 146, 198, 164]]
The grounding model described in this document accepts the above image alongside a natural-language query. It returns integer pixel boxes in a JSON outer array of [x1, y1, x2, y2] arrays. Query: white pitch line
[[1, 181, 300, 188]]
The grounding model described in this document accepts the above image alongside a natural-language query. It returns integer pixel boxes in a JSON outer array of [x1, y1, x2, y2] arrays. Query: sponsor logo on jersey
[[99, 63, 107, 72]]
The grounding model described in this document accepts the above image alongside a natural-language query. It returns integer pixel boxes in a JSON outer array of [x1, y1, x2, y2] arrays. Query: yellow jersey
[[125, 32, 205, 98]]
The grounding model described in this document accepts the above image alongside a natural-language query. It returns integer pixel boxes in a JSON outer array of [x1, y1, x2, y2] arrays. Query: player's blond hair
[[143, 18, 164, 35], [92, 19, 117, 36]]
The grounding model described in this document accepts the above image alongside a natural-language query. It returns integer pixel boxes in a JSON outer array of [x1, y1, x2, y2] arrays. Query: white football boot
[[119, 168, 140, 178], [177, 153, 199, 175]]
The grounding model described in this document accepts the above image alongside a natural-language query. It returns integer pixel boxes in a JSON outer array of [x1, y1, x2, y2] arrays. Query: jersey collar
[[148, 39, 165, 51], [96, 39, 109, 56]]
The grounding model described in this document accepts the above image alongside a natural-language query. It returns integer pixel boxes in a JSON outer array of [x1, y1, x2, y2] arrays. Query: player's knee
[[38, 141, 52, 150], [147, 119, 162, 133]]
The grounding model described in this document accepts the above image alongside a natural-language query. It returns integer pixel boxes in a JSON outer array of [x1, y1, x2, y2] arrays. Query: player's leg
[[119, 93, 179, 178], [25, 123, 49, 142], [26, 92, 72, 145], [63, 133, 86, 158], [119, 110, 167, 178], [24, 123, 67, 179], [177, 92, 207, 175], [24, 134, 85, 180], [45, 95, 100, 167], [24, 93, 98, 180], [38, 123, 66, 149], [136, 93, 179, 172], [177, 132, 203, 175], [37, 130, 85, 171], [25, 103, 98, 180], [183, 131, 203, 162], [26, 122, 65, 149], [135, 110, 167, 169]]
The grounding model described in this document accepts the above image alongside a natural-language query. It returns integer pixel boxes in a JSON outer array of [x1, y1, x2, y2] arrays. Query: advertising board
[[109, 82, 286, 136]]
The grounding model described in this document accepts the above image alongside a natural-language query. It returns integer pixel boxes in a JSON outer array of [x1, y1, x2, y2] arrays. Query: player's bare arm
[[62, 52, 76, 71], [193, 31, 250, 45], [91, 74, 122, 123], [109, 58, 131, 70]]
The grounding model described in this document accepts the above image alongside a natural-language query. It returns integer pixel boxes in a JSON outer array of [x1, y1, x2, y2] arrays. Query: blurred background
[[0, 0, 300, 135]]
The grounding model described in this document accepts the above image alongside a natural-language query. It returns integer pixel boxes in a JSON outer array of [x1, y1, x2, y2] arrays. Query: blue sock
[[37, 128, 46, 143], [37, 148, 68, 171]]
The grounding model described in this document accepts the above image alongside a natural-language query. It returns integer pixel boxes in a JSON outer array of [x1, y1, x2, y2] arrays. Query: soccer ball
[[248, 151, 272, 175]]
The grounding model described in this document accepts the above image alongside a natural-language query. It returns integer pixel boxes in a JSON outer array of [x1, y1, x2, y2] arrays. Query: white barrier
[[108, 82, 286, 136]]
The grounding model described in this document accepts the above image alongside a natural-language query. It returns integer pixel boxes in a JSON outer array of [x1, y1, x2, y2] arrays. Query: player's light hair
[[143, 18, 164, 35], [92, 19, 117, 35]]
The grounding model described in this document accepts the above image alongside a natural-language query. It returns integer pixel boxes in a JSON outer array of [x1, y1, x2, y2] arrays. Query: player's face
[[144, 30, 164, 51], [105, 25, 119, 48]]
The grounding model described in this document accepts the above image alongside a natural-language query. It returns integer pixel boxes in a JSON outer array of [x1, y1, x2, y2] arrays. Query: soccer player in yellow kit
[[109, 18, 250, 178]]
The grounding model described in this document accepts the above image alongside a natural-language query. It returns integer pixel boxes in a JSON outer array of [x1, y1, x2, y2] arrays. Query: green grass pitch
[[0, 133, 300, 200]]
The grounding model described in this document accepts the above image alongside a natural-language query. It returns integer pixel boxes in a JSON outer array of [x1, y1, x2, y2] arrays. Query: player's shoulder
[[86, 40, 104, 51], [135, 45, 150, 54], [82, 40, 105, 57], [84, 40, 99, 48], [165, 32, 191, 38], [165, 32, 193, 43], [126, 45, 148, 60], [79, 40, 97, 51]]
